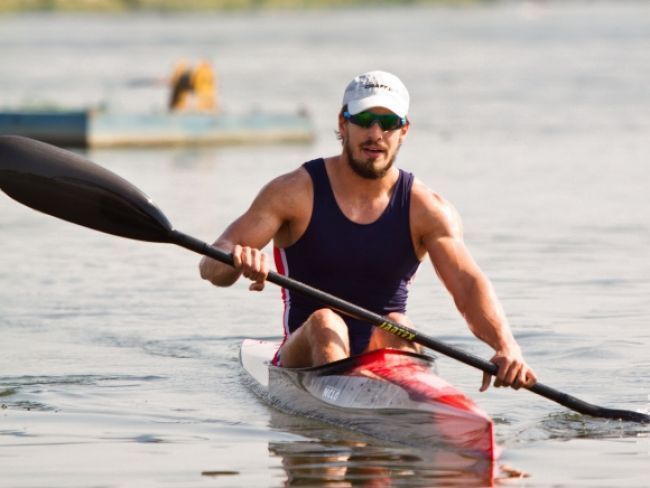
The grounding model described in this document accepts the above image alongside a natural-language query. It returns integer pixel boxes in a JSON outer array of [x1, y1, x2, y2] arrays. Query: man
[[199, 70, 537, 392]]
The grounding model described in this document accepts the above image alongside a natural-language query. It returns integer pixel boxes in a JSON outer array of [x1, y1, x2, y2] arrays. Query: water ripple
[[522, 411, 650, 443], [0, 374, 165, 388]]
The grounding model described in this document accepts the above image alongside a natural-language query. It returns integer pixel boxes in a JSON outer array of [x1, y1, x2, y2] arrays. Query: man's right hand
[[232, 244, 270, 291]]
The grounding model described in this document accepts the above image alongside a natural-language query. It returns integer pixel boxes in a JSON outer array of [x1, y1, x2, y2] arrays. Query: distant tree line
[[1, 0, 492, 13]]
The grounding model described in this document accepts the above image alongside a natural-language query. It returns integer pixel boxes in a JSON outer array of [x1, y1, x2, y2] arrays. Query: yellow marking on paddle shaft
[[378, 321, 416, 340]]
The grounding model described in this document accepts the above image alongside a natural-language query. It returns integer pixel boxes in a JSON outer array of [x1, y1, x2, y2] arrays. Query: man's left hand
[[480, 349, 537, 392]]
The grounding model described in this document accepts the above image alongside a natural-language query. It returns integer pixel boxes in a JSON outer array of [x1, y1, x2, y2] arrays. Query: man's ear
[[398, 120, 410, 143], [338, 112, 348, 138]]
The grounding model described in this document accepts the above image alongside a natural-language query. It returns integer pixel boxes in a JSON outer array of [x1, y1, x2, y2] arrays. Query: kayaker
[[168, 60, 193, 111], [199, 70, 537, 392], [168, 59, 217, 112]]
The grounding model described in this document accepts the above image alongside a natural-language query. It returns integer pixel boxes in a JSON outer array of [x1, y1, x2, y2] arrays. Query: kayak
[[240, 339, 497, 461]]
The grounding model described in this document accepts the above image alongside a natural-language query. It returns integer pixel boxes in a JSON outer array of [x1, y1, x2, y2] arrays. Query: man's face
[[339, 107, 409, 180]]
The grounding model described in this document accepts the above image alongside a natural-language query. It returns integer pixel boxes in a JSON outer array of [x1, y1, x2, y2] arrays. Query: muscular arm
[[411, 181, 536, 391], [199, 168, 310, 290]]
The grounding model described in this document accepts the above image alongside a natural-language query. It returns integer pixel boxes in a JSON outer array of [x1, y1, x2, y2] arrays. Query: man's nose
[[366, 120, 385, 137]]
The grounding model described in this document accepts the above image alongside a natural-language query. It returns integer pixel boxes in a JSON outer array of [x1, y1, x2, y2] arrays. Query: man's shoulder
[[410, 177, 451, 211], [409, 178, 461, 236], [265, 164, 312, 193], [255, 164, 313, 217]]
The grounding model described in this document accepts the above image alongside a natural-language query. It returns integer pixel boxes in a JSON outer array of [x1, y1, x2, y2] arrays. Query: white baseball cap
[[342, 70, 410, 118]]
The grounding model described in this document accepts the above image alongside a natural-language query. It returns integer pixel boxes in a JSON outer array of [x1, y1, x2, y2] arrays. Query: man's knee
[[301, 309, 350, 356], [281, 309, 350, 367], [306, 308, 348, 338]]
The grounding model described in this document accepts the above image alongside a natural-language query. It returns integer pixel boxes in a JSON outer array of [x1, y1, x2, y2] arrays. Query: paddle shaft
[[172, 230, 650, 423], [1, 136, 646, 423]]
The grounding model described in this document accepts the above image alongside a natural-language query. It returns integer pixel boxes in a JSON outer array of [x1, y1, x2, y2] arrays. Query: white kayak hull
[[240, 339, 497, 460]]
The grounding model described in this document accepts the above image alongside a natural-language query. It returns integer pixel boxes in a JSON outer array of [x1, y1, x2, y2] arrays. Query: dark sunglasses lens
[[351, 112, 375, 128], [378, 114, 401, 130], [348, 112, 404, 130]]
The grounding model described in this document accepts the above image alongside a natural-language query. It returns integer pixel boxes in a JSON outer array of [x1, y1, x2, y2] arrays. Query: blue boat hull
[[0, 110, 313, 147]]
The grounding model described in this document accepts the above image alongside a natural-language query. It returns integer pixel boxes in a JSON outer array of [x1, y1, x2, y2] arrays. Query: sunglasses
[[343, 111, 407, 131]]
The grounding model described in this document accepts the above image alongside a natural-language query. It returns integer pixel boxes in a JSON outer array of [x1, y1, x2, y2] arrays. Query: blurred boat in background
[[0, 108, 314, 148]]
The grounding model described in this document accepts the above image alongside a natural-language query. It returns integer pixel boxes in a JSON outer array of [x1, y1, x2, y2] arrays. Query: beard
[[344, 137, 399, 180]]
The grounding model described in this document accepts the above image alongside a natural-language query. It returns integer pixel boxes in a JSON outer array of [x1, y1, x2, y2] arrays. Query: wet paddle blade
[[0, 135, 173, 242]]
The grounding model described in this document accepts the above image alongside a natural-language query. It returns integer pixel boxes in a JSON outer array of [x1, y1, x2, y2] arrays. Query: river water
[[1, 2, 649, 486]]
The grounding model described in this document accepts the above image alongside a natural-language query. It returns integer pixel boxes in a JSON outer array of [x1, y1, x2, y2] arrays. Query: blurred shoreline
[[1, 0, 492, 14]]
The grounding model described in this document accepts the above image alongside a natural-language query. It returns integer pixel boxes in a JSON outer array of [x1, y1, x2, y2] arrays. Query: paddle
[[1, 134, 648, 424]]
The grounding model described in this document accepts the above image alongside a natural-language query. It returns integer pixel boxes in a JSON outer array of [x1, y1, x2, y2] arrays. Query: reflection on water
[[267, 410, 498, 487], [270, 440, 502, 487]]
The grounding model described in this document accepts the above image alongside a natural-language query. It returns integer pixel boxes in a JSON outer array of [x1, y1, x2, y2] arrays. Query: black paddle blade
[[0, 135, 173, 242]]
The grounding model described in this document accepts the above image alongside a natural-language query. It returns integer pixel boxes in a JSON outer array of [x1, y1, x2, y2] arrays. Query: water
[[1, 2, 649, 486]]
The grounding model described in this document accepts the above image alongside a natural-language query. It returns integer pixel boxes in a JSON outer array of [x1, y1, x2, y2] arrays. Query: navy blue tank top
[[274, 158, 421, 355]]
